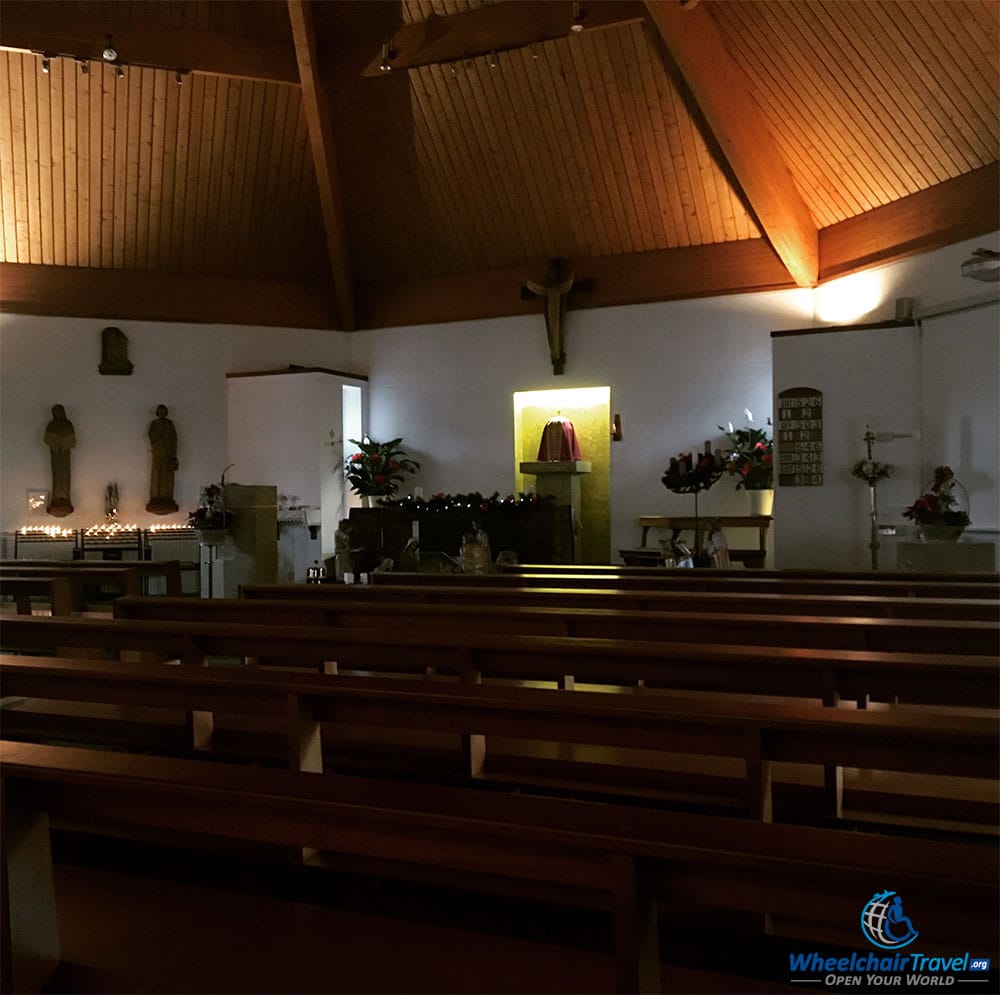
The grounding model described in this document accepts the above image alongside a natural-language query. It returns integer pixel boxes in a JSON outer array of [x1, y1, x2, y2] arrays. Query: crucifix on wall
[[521, 259, 593, 375]]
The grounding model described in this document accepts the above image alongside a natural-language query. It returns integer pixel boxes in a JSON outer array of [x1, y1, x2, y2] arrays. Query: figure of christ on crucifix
[[522, 259, 593, 375]]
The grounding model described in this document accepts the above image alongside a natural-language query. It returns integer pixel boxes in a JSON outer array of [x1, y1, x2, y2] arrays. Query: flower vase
[[194, 528, 227, 545], [747, 488, 774, 517], [919, 524, 964, 542]]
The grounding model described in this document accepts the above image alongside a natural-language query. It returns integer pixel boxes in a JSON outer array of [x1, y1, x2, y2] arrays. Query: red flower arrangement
[[344, 437, 419, 499]]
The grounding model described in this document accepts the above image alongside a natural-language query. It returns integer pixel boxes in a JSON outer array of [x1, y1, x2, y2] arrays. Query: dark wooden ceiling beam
[[287, 0, 355, 331], [0, 1, 299, 83], [643, 0, 819, 288], [361, 0, 646, 76], [0, 264, 339, 329], [357, 240, 795, 330], [819, 163, 1000, 281]]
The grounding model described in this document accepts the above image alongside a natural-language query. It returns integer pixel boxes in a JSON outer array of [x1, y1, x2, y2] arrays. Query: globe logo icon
[[861, 890, 919, 949]]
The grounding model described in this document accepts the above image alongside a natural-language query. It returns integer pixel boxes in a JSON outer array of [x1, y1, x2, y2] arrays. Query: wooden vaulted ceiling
[[0, 0, 997, 333]]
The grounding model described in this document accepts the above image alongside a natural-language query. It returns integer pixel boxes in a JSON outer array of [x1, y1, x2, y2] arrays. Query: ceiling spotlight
[[489, 50, 498, 68], [175, 72, 184, 86], [102, 44, 118, 63], [78, 58, 89, 75], [960, 248, 1000, 282], [40, 57, 51, 74], [379, 42, 392, 73], [115, 65, 125, 79], [571, 1, 586, 32]]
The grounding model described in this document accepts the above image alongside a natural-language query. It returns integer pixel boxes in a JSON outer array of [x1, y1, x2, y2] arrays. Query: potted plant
[[903, 465, 971, 541], [720, 412, 774, 514], [188, 466, 234, 544], [345, 437, 420, 505]]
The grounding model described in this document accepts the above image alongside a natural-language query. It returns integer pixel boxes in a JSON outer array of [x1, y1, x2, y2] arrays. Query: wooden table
[[634, 515, 772, 568]]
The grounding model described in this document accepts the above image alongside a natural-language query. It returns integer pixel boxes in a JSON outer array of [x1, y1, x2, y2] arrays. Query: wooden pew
[[0, 575, 75, 616], [4, 740, 996, 993], [113, 594, 1000, 655], [503, 563, 1000, 582], [0, 560, 184, 607], [3, 653, 996, 830], [2, 614, 996, 710], [365, 569, 999, 599], [239, 581, 1000, 621]]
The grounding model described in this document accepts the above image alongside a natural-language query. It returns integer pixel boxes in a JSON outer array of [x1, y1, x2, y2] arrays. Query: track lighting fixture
[[78, 58, 89, 75], [571, 1, 586, 32], [115, 65, 125, 80], [40, 57, 50, 74], [489, 50, 498, 68], [379, 42, 392, 73]]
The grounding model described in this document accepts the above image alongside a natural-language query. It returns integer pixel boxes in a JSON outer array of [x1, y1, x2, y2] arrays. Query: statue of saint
[[44, 404, 76, 516], [146, 404, 179, 514]]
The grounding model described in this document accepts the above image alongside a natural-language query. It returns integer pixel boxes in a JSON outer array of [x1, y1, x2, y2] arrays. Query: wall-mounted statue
[[146, 404, 179, 514], [44, 404, 76, 516], [99, 326, 133, 375]]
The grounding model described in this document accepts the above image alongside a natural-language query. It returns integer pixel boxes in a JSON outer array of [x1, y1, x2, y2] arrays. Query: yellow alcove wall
[[513, 387, 611, 564]]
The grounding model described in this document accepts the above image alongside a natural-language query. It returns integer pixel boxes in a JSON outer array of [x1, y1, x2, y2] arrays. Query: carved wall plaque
[[99, 326, 133, 375]]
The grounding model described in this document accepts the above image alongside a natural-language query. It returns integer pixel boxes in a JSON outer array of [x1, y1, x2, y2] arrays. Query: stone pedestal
[[519, 460, 592, 563]]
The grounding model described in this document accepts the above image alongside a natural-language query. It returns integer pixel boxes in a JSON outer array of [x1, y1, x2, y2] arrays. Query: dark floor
[[41, 834, 811, 995]]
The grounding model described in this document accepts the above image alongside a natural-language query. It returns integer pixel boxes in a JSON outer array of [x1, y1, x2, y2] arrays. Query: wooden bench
[[113, 594, 1000, 656], [239, 581, 1000, 621], [0, 575, 75, 616], [2, 614, 996, 710], [4, 739, 996, 993], [0, 560, 184, 607], [364, 569, 1000, 598], [3, 652, 996, 830]]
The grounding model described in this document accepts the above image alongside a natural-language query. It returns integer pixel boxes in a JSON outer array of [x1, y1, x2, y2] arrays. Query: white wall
[[2, 232, 996, 568], [0, 317, 356, 531]]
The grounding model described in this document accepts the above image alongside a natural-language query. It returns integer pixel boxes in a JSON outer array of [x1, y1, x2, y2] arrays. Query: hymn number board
[[777, 387, 823, 486]]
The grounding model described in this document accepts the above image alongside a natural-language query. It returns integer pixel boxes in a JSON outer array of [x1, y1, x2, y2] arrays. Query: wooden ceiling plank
[[0, 56, 22, 261], [598, 27, 657, 252], [112, 60, 129, 269], [361, 0, 646, 77], [438, 61, 509, 272], [252, 82, 290, 281], [633, 26, 689, 249], [20, 50, 41, 265], [287, 0, 355, 329], [643, 0, 818, 286], [0, 1, 299, 84], [639, 30, 702, 248], [487, 48, 569, 263], [535, 39, 614, 258], [146, 68, 167, 272], [719, 1, 874, 224], [449, 59, 533, 271], [563, 35, 634, 253], [168, 67, 192, 273], [214, 76, 241, 277], [50, 55, 67, 265], [819, 162, 1000, 282], [812, 2, 955, 191], [37, 49, 55, 265], [903, 2, 996, 167], [235, 81, 269, 280], [407, 66, 479, 277], [61, 55, 78, 267], [226, 79, 256, 280], [523, 42, 597, 261]]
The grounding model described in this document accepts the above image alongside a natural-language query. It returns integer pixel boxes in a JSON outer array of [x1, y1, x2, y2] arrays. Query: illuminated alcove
[[513, 386, 611, 564]]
